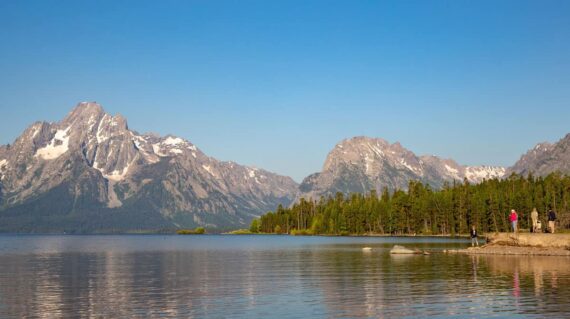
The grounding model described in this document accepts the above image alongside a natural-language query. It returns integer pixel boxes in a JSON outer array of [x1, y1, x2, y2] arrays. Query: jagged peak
[[69, 101, 105, 117], [336, 136, 390, 147], [110, 113, 128, 130], [144, 132, 162, 138], [61, 101, 107, 127], [532, 141, 553, 151], [420, 154, 454, 164], [22, 121, 48, 136], [546, 134, 570, 150], [332, 137, 419, 161]]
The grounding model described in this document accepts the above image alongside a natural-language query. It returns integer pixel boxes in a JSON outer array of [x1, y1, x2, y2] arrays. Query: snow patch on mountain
[[106, 180, 123, 208], [364, 154, 374, 173], [247, 168, 263, 184], [444, 164, 461, 180], [367, 142, 384, 157], [248, 168, 257, 178], [35, 127, 71, 160], [465, 166, 506, 181], [202, 165, 214, 176], [96, 114, 109, 143], [30, 125, 41, 139], [152, 144, 167, 157], [0, 159, 7, 179], [103, 163, 131, 181], [400, 158, 419, 174], [132, 135, 145, 149], [163, 137, 185, 146]]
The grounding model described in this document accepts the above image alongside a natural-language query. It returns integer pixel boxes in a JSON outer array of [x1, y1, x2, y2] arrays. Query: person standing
[[470, 225, 479, 247], [509, 209, 518, 233], [531, 208, 539, 233], [548, 209, 557, 234]]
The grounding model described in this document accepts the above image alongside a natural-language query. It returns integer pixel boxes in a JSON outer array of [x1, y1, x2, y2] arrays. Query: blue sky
[[1, 0, 569, 182]]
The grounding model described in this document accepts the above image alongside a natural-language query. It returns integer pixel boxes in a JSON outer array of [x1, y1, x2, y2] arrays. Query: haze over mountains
[[0, 102, 568, 232]]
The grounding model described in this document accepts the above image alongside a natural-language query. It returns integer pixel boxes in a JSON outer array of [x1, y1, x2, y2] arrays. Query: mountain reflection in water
[[0, 235, 568, 318]]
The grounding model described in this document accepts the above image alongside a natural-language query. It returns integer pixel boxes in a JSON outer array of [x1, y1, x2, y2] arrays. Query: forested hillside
[[257, 173, 570, 235]]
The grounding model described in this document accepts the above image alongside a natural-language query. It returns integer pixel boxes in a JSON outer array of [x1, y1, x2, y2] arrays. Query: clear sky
[[1, 0, 569, 182]]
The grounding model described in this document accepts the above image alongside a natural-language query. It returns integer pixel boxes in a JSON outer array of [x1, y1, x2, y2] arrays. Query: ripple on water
[[0, 235, 568, 318]]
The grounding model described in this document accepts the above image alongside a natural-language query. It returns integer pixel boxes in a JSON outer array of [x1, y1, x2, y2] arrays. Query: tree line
[[253, 173, 570, 235]]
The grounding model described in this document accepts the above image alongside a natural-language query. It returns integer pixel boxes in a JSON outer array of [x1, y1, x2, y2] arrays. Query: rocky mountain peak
[[324, 136, 423, 177], [297, 136, 506, 201], [62, 102, 105, 126], [508, 134, 570, 177], [0, 102, 299, 232]]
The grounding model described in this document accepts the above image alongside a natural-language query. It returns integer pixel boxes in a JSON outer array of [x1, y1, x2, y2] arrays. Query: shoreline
[[224, 230, 473, 238], [445, 233, 570, 256], [446, 244, 570, 256]]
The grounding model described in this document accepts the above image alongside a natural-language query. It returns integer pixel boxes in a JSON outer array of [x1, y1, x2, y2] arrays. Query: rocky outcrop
[[446, 233, 570, 256], [486, 233, 570, 249]]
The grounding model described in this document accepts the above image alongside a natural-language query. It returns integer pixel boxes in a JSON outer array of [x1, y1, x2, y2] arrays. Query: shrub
[[176, 227, 206, 235]]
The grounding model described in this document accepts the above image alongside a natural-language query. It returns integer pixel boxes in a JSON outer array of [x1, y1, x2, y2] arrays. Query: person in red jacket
[[509, 209, 518, 233]]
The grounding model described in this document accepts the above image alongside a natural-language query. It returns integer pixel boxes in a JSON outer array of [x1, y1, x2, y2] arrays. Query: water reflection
[[0, 236, 568, 318]]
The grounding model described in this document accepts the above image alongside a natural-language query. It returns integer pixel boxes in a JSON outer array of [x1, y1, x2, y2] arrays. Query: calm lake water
[[0, 235, 569, 318]]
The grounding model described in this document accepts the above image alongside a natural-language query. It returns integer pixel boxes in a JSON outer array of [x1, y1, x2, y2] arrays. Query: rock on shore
[[447, 233, 570, 256], [487, 233, 570, 248]]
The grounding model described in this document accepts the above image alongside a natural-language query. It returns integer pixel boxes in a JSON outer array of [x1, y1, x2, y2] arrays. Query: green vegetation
[[257, 173, 570, 236], [176, 227, 206, 235], [249, 219, 260, 233], [290, 228, 314, 236], [225, 229, 253, 235], [274, 225, 282, 234]]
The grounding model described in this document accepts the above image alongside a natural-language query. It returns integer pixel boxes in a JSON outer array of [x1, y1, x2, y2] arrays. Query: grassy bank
[[176, 227, 206, 235]]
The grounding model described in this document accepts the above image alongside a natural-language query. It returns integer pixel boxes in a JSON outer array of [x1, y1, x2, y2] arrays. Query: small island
[[176, 227, 206, 235], [224, 229, 254, 235]]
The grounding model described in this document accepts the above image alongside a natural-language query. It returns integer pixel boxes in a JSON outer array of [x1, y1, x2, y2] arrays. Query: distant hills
[[0, 102, 568, 232]]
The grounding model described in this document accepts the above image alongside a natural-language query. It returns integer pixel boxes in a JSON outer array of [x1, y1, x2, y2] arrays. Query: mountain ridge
[[0, 102, 298, 232], [1, 102, 569, 233], [295, 136, 506, 200], [507, 133, 570, 177]]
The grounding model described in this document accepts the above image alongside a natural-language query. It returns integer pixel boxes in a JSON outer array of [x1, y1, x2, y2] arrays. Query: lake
[[0, 235, 569, 318]]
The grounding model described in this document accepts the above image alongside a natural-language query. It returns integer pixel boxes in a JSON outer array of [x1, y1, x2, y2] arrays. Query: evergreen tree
[[258, 173, 570, 235]]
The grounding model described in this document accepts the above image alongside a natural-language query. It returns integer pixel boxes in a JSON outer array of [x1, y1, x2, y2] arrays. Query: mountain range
[[1, 102, 568, 232], [0, 103, 297, 232], [506, 134, 570, 177], [296, 136, 506, 200]]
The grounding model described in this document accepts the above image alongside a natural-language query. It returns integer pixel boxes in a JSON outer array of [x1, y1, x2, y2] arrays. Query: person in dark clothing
[[470, 225, 479, 247], [548, 209, 557, 233]]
